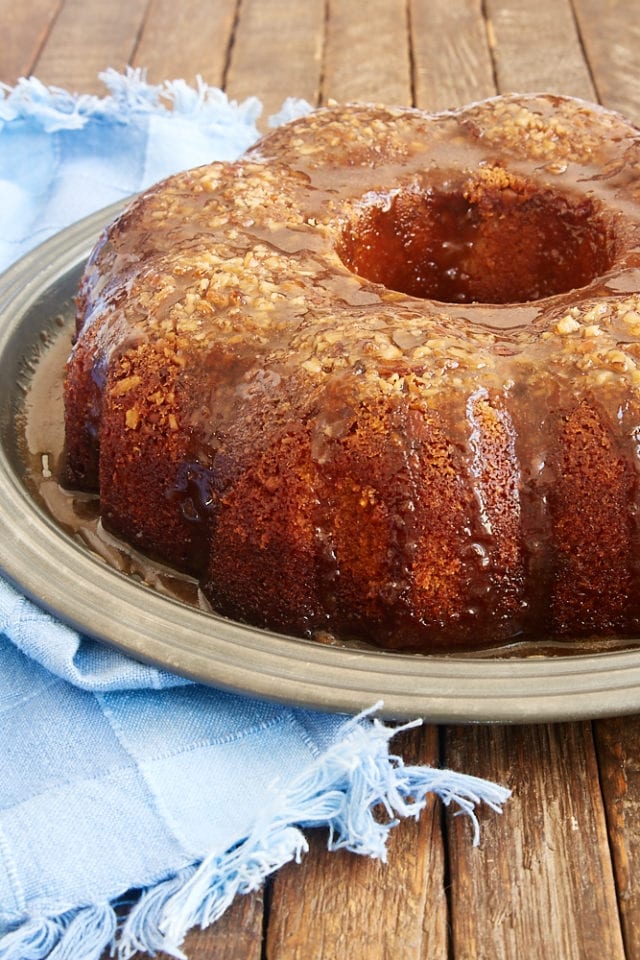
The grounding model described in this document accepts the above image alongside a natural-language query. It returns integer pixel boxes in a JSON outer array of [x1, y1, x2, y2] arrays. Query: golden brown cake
[[62, 94, 640, 653]]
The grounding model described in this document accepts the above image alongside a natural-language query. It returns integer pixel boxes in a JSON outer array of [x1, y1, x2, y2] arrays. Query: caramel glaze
[[62, 94, 640, 652]]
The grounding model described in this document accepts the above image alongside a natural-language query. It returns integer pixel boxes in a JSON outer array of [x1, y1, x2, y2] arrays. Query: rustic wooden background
[[3, 0, 640, 957], [4, 0, 640, 126]]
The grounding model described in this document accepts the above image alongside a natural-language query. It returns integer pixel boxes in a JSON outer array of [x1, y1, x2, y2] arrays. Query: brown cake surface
[[63, 94, 640, 652]]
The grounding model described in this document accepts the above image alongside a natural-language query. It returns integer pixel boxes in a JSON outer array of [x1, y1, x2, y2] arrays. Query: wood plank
[[485, 0, 596, 100], [31, 0, 149, 94], [573, 0, 640, 123], [322, 0, 412, 107], [410, 0, 496, 112], [594, 716, 640, 959], [266, 725, 448, 960], [132, 0, 238, 89], [225, 0, 325, 127], [445, 722, 625, 960], [0, 0, 62, 85]]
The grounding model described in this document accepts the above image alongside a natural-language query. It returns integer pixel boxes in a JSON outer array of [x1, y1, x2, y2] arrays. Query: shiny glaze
[[61, 95, 640, 651]]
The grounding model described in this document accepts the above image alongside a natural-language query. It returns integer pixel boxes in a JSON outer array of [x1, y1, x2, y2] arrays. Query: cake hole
[[337, 178, 616, 304]]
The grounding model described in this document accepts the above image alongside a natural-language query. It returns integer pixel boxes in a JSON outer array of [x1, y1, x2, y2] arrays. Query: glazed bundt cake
[[63, 93, 640, 653]]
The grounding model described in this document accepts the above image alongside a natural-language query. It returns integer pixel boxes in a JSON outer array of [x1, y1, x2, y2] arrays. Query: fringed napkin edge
[[0, 706, 510, 960]]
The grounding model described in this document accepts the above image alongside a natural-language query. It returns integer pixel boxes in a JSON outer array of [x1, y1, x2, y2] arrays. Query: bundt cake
[[62, 93, 640, 653]]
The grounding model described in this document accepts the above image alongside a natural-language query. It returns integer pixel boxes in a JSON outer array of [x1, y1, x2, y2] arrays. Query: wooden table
[[4, 1, 640, 957]]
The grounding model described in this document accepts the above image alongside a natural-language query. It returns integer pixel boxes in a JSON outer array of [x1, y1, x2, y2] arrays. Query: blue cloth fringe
[[0, 66, 311, 137], [0, 709, 510, 960], [0, 67, 263, 133], [0, 905, 116, 960]]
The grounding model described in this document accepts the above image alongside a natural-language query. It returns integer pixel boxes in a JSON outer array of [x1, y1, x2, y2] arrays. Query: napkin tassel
[[0, 903, 116, 960], [0, 68, 262, 134], [117, 708, 510, 960]]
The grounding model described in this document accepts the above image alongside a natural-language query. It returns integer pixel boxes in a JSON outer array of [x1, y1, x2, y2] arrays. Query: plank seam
[[128, 0, 157, 72], [29, 0, 65, 78], [317, 0, 330, 106], [592, 718, 633, 959], [569, 0, 601, 103], [439, 724, 455, 960], [261, 875, 272, 960], [406, 0, 416, 107], [479, 0, 499, 94], [221, 0, 244, 93]]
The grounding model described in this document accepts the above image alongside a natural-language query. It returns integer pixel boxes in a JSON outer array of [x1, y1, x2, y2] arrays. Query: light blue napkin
[[0, 70, 510, 960]]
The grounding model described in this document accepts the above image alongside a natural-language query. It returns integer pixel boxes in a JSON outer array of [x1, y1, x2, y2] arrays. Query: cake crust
[[63, 94, 640, 652]]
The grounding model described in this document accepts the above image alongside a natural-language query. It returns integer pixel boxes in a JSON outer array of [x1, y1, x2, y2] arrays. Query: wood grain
[[445, 722, 625, 960], [225, 0, 325, 126], [573, 0, 640, 123], [0, 0, 62, 85], [485, 0, 596, 100], [266, 725, 448, 960], [31, 0, 149, 93], [132, 0, 238, 88], [322, 0, 412, 107], [410, 0, 496, 111], [594, 716, 640, 960]]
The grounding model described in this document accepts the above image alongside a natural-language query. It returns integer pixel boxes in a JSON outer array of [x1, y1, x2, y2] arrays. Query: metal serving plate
[[3, 205, 640, 722]]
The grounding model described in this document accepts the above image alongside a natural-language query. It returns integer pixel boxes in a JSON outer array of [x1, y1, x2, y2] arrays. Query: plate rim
[[2, 205, 640, 722]]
